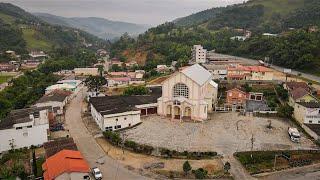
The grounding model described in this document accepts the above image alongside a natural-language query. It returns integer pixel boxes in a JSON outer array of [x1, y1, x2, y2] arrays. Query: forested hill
[[110, 0, 320, 76], [174, 0, 319, 33], [0, 3, 107, 60]]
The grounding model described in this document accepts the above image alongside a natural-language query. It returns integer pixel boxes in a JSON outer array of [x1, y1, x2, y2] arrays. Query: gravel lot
[[124, 113, 317, 155]]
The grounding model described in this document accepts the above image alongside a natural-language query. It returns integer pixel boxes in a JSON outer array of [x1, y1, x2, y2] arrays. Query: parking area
[[124, 113, 317, 155]]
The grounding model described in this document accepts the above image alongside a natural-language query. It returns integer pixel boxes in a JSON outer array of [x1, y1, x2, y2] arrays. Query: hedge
[[103, 131, 218, 159]]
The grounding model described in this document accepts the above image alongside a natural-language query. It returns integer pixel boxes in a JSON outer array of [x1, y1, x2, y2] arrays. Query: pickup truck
[[288, 127, 301, 143]]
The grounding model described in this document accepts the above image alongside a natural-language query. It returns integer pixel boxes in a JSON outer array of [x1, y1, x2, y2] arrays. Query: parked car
[[91, 167, 102, 180], [288, 127, 301, 143]]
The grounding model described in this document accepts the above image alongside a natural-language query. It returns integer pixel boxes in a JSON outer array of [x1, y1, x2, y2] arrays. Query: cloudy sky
[[2, 0, 245, 25]]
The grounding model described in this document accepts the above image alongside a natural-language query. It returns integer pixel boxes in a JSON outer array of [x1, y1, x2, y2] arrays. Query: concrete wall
[[35, 101, 65, 115], [74, 68, 99, 76], [56, 172, 89, 180], [294, 103, 320, 124]]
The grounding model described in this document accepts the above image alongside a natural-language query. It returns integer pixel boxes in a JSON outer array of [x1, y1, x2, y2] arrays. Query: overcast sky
[[2, 0, 245, 25]]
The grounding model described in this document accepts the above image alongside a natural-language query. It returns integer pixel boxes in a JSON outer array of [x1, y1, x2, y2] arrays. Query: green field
[[0, 75, 13, 84], [22, 28, 53, 51]]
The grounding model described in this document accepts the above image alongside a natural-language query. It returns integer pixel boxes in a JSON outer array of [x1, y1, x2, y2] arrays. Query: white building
[[192, 45, 207, 63], [294, 102, 320, 124], [74, 68, 99, 76], [0, 107, 50, 153], [90, 90, 160, 131], [46, 80, 82, 95], [157, 64, 218, 121], [205, 64, 228, 80], [35, 90, 71, 115]]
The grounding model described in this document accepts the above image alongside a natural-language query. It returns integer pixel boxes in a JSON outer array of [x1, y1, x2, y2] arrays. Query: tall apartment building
[[192, 45, 207, 63]]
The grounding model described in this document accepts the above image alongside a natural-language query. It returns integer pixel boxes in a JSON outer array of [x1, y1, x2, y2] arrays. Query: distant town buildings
[[29, 51, 48, 61], [74, 68, 99, 76], [192, 45, 207, 63]]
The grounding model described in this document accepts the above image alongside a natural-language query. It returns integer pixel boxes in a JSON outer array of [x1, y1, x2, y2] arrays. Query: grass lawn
[[234, 150, 320, 175], [0, 75, 13, 84], [22, 28, 53, 51]]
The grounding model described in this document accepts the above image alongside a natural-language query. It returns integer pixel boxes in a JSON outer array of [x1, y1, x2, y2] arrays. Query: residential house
[[35, 90, 72, 115], [205, 64, 228, 80], [21, 60, 41, 69], [294, 102, 320, 124], [226, 88, 247, 105], [288, 87, 318, 106], [0, 63, 17, 72], [74, 68, 99, 76], [158, 64, 218, 121], [29, 51, 48, 61], [43, 137, 78, 158], [46, 84, 77, 94], [107, 77, 131, 87], [284, 81, 311, 92], [156, 65, 170, 73], [227, 65, 273, 81], [0, 107, 50, 153], [42, 150, 90, 180]]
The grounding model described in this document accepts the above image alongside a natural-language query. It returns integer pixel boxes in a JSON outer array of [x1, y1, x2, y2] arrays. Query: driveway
[[65, 87, 149, 180]]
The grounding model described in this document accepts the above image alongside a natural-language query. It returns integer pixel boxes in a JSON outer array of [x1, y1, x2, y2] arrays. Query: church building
[[157, 64, 218, 121]]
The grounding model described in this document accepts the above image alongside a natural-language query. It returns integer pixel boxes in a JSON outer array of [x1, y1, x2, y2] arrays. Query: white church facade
[[157, 64, 218, 121]]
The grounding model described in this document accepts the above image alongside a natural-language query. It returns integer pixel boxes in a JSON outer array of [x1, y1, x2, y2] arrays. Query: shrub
[[193, 168, 208, 179], [183, 161, 192, 175], [103, 131, 122, 145]]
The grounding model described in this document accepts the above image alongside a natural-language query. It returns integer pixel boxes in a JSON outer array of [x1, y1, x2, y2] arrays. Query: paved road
[[208, 52, 320, 83], [258, 163, 320, 180], [65, 88, 149, 180]]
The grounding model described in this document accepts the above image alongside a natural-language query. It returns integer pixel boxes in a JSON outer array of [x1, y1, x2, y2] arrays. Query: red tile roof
[[291, 87, 310, 100], [286, 82, 310, 91], [42, 150, 89, 180], [228, 65, 272, 72]]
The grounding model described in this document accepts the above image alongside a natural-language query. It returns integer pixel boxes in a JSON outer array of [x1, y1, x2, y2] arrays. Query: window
[[309, 120, 313, 123], [124, 117, 127, 120], [115, 118, 118, 121], [16, 127, 22, 130], [27, 125, 32, 128], [114, 125, 121, 129], [105, 126, 113, 131], [173, 83, 189, 98]]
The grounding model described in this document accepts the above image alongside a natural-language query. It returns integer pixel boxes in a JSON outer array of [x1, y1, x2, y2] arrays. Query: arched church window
[[173, 83, 189, 98]]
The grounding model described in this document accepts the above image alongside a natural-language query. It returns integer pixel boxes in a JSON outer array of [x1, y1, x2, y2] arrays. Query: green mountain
[[111, 0, 320, 75], [34, 13, 151, 40], [174, 0, 319, 33], [0, 3, 105, 59]]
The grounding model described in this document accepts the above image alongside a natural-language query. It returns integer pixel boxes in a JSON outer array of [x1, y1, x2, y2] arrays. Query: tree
[[224, 161, 231, 173], [277, 104, 294, 118], [32, 149, 37, 177], [85, 76, 107, 92], [183, 161, 192, 175], [193, 168, 208, 179], [123, 86, 148, 96], [97, 65, 104, 77]]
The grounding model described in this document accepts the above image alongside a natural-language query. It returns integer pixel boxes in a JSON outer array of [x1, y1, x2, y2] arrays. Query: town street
[[65, 87, 149, 180]]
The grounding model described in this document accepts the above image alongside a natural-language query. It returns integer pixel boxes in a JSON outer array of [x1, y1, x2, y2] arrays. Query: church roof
[[181, 64, 212, 86]]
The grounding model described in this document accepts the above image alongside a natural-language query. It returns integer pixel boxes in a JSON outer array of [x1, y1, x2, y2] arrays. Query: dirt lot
[[123, 113, 317, 156], [96, 137, 225, 178]]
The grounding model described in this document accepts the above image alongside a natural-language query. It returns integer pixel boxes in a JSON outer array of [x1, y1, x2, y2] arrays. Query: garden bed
[[234, 150, 320, 174]]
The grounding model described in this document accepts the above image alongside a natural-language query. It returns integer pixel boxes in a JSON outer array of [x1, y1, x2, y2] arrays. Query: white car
[[288, 127, 301, 143], [92, 167, 103, 180]]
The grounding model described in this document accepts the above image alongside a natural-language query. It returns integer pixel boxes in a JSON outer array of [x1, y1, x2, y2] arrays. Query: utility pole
[[250, 134, 254, 158]]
